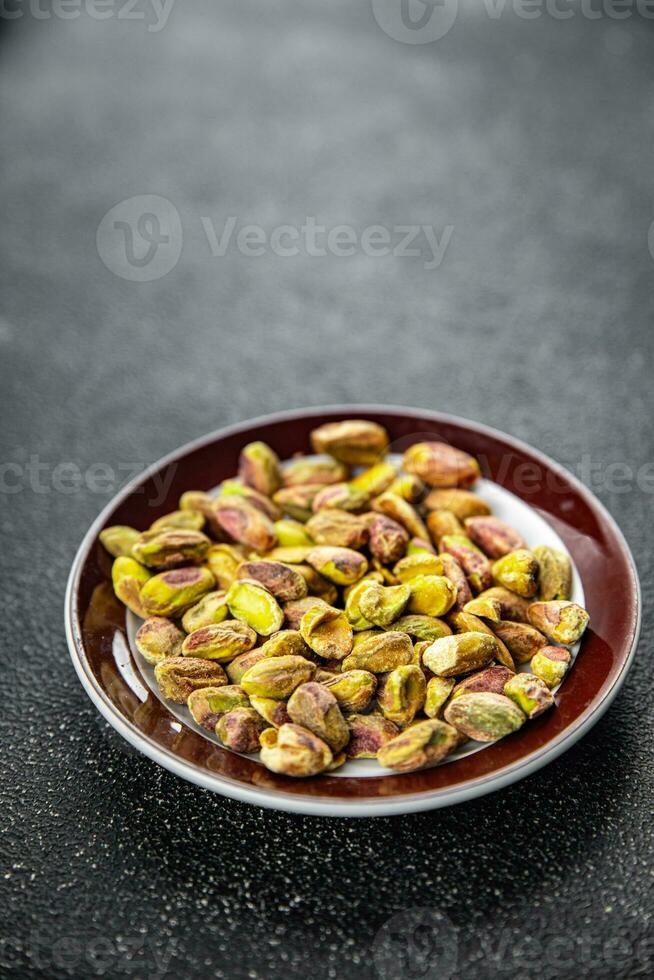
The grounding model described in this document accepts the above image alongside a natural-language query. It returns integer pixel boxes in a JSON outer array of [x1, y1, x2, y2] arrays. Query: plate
[[65, 406, 641, 816]]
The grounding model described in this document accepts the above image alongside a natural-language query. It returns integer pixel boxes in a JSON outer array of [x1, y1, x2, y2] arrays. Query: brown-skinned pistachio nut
[[235, 559, 308, 601], [100, 525, 141, 558], [281, 457, 349, 487], [154, 657, 227, 703], [424, 488, 491, 519], [179, 491, 228, 540], [422, 632, 497, 677], [216, 707, 269, 753], [439, 535, 492, 593], [321, 669, 377, 713], [492, 549, 540, 598], [132, 528, 211, 570], [187, 685, 249, 730], [407, 575, 457, 617], [451, 665, 515, 700], [312, 483, 369, 514], [392, 614, 452, 642], [206, 543, 249, 589], [238, 440, 281, 497], [272, 485, 322, 522], [310, 420, 389, 466], [306, 546, 368, 586], [439, 553, 473, 610], [377, 664, 427, 729], [273, 519, 315, 548], [475, 586, 531, 623], [140, 566, 215, 618], [527, 601, 589, 646], [462, 596, 502, 622], [305, 510, 369, 549], [424, 676, 456, 718], [300, 603, 354, 661], [393, 553, 444, 582], [346, 713, 399, 758], [150, 509, 206, 532], [240, 655, 316, 699], [359, 582, 411, 627], [111, 556, 152, 617], [531, 646, 572, 688], [225, 579, 284, 636], [493, 620, 548, 664], [249, 696, 291, 728], [403, 442, 480, 489], [377, 718, 459, 772], [349, 461, 398, 497], [181, 620, 257, 661], [214, 497, 277, 552], [283, 596, 331, 631], [135, 617, 185, 664], [533, 545, 573, 601], [219, 480, 281, 521], [387, 473, 425, 503], [181, 590, 229, 632], [342, 630, 413, 673], [371, 492, 429, 540], [226, 648, 268, 685], [504, 673, 555, 719], [464, 516, 526, 559], [444, 692, 525, 742], [447, 611, 515, 672], [287, 682, 349, 752], [426, 510, 464, 546], [259, 723, 333, 776]]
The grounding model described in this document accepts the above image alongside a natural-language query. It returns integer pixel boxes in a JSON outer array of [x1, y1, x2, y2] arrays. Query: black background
[[1, 3, 653, 978]]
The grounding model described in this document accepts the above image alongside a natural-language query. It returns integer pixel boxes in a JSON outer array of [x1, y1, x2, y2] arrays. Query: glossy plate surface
[[65, 406, 641, 816]]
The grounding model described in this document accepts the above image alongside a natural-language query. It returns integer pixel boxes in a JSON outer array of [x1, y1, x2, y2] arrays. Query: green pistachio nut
[[462, 596, 502, 622], [464, 516, 526, 559], [181, 590, 229, 632], [206, 543, 249, 589], [392, 615, 452, 642], [300, 603, 354, 661], [100, 525, 140, 558], [407, 575, 457, 617], [343, 577, 378, 631], [238, 440, 281, 497], [530, 646, 572, 688], [447, 611, 515, 672], [306, 546, 368, 586], [321, 669, 377, 713], [134, 616, 185, 664], [216, 707, 269, 753], [504, 673, 554, 719], [342, 630, 413, 673], [272, 485, 322, 522], [259, 723, 333, 776], [259, 629, 311, 659], [140, 566, 215, 618], [132, 528, 210, 570], [111, 556, 152, 617], [219, 480, 281, 521], [406, 536, 434, 556], [236, 559, 308, 601], [422, 631, 497, 677], [214, 497, 277, 552], [403, 442, 480, 489], [274, 519, 315, 548], [491, 549, 540, 598], [150, 509, 206, 532], [305, 509, 369, 549], [451, 665, 515, 700], [263, 546, 311, 564], [346, 713, 399, 758], [371, 492, 429, 540], [527, 601, 589, 646], [533, 545, 573, 601], [249, 695, 291, 728], [387, 473, 425, 503], [377, 664, 427, 729], [240, 655, 316, 699], [282, 596, 331, 631], [310, 419, 389, 466], [154, 657, 227, 703], [187, 685, 250, 730], [444, 692, 525, 742], [377, 718, 459, 772], [226, 579, 284, 636], [281, 457, 349, 487], [439, 553, 473, 610], [312, 483, 369, 513], [181, 620, 257, 661], [358, 582, 411, 627], [493, 620, 548, 664], [393, 553, 444, 582], [425, 488, 491, 519], [439, 535, 492, 593], [426, 510, 464, 545], [349, 461, 398, 497], [287, 681, 349, 752], [424, 676, 456, 718]]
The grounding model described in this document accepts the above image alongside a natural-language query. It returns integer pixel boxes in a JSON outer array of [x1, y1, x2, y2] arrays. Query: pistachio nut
[[187, 685, 250, 730], [111, 556, 152, 617], [238, 440, 281, 497], [346, 713, 399, 758], [342, 630, 413, 673], [282, 596, 331, 630], [300, 603, 354, 660], [235, 559, 308, 602], [306, 509, 369, 549], [259, 723, 333, 776], [132, 528, 210, 570], [377, 665, 426, 729], [226, 648, 268, 685], [387, 473, 425, 503], [312, 483, 369, 513], [264, 546, 311, 564], [426, 510, 464, 545], [206, 543, 249, 589], [343, 577, 378, 631], [293, 565, 339, 603], [365, 515, 407, 566], [249, 695, 291, 728], [530, 646, 572, 689], [359, 582, 411, 627], [100, 525, 140, 558], [181, 590, 229, 632], [140, 566, 214, 618], [424, 488, 491, 519], [423, 676, 456, 718], [377, 718, 459, 772], [273, 519, 315, 548], [392, 614, 452, 642], [181, 620, 257, 661], [310, 419, 389, 465], [393, 553, 444, 582], [439, 535, 492, 593], [259, 629, 311, 659], [219, 480, 281, 521], [533, 545, 573, 601], [214, 497, 277, 552], [407, 575, 457, 617], [178, 491, 227, 539], [150, 509, 206, 532], [462, 596, 502, 622], [403, 442, 480, 489], [134, 616, 185, 664], [225, 579, 284, 636], [287, 682, 349, 752], [371, 492, 429, 540], [240, 655, 316, 699], [451, 664, 515, 700], [321, 670, 377, 713], [281, 457, 349, 487], [476, 586, 531, 623], [272, 485, 322, 522], [492, 620, 547, 664], [306, 546, 368, 586], [492, 549, 540, 598], [447, 611, 515, 672], [444, 692, 525, 742], [349, 461, 398, 497], [503, 673, 554, 719], [464, 516, 526, 559], [438, 553, 473, 610], [422, 632, 497, 677], [406, 536, 436, 556], [154, 656, 227, 703], [216, 707, 269, 754], [527, 601, 590, 646]]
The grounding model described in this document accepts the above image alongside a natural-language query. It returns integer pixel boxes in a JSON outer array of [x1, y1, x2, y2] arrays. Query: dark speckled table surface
[[1, 2, 653, 978]]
